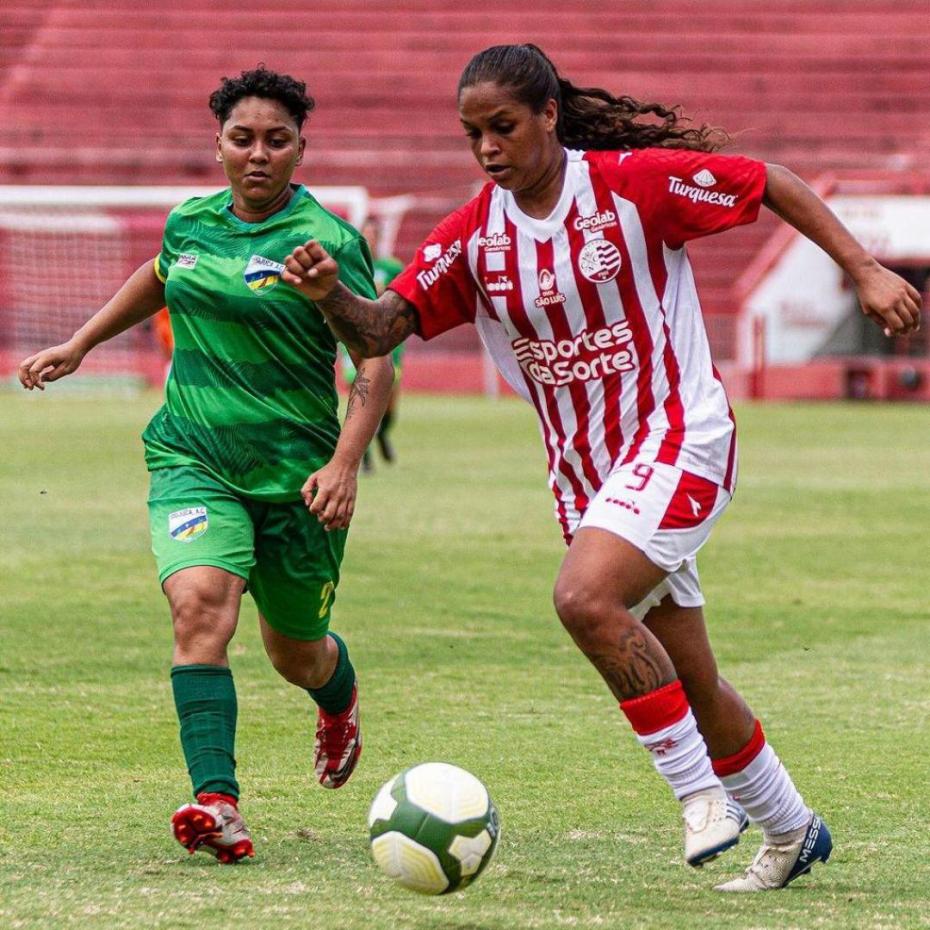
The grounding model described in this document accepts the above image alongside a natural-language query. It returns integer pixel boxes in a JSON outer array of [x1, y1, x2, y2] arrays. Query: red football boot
[[314, 684, 362, 788], [171, 792, 254, 864]]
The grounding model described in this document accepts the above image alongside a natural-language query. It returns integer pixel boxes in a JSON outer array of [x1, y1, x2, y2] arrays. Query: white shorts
[[577, 461, 730, 620]]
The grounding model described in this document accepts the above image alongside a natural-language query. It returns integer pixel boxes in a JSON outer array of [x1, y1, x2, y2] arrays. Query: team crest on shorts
[[244, 254, 286, 292], [577, 239, 622, 283], [169, 507, 208, 543]]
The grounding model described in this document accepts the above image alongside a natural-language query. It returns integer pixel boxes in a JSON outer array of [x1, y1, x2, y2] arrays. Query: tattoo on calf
[[589, 628, 667, 701]]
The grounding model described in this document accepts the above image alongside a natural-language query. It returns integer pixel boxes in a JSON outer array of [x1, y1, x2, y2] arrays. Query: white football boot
[[715, 813, 832, 891], [682, 786, 749, 866]]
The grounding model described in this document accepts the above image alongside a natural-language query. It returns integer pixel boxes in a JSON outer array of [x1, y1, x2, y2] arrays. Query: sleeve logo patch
[[422, 243, 443, 262], [169, 507, 208, 542], [244, 254, 286, 292], [667, 176, 738, 207], [416, 240, 463, 290], [693, 169, 717, 188], [176, 253, 199, 269]]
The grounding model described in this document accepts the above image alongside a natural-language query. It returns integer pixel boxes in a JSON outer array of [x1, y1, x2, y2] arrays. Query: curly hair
[[458, 44, 727, 153], [209, 66, 315, 129]]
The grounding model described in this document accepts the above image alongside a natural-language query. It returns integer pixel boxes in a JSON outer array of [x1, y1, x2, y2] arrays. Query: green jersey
[[372, 255, 404, 293], [144, 185, 376, 502]]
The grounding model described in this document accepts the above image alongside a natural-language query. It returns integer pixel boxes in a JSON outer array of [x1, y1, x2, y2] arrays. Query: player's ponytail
[[458, 44, 727, 153]]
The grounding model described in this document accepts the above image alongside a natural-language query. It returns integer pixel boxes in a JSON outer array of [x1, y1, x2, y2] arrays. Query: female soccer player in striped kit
[[282, 45, 921, 890]]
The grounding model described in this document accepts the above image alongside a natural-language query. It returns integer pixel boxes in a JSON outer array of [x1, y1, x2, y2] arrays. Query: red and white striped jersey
[[390, 147, 767, 539]]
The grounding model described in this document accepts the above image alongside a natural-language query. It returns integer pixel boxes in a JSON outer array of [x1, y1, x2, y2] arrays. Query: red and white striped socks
[[711, 719, 811, 838], [620, 680, 720, 800]]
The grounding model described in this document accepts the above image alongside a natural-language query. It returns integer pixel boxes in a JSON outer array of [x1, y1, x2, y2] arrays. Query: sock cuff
[[171, 664, 232, 678], [197, 791, 238, 807], [327, 632, 347, 660], [620, 680, 689, 735], [307, 632, 355, 715], [712, 719, 766, 777]]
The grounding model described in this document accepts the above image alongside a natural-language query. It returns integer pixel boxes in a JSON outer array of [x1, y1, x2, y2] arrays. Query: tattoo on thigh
[[589, 628, 667, 701]]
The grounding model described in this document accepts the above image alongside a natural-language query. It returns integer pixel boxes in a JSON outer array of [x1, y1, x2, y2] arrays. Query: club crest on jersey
[[169, 507, 208, 543], [535, 268, 566, 308], [578, 239, 622, 283], [176, 253, 198, 269], [244, 254, 285, 292]]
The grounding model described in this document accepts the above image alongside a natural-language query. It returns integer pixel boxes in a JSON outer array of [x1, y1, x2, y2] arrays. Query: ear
[[543, 98, 559, 134], [215, 131, 223, 162], [296, 135, 306, 165]]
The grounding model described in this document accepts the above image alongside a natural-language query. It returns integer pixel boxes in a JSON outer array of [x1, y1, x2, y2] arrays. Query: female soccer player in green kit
[[18, 67, 394, 863]]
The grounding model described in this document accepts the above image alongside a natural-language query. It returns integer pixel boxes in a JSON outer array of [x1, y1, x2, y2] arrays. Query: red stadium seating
[[2, 0, 929, 359]]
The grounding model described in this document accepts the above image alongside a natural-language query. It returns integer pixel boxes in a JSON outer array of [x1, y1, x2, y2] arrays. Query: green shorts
[[148, 465, 347, 641]]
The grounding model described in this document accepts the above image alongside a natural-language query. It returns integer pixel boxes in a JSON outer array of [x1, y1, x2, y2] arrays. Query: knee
[[553, 579, 632, 652], [170, 586, 236, 652], [266, 650, 305, 687], [265, 637, 331, 689]]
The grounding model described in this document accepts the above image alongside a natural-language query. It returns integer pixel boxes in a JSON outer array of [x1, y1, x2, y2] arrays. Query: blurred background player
[[281, 44, 920, 891], [341, 216, 405, 471], [152, 307, 174, 382], [18, 67, 394, 863]]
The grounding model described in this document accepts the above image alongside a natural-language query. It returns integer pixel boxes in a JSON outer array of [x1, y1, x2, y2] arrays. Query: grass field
[[0, 390, 928, 930]]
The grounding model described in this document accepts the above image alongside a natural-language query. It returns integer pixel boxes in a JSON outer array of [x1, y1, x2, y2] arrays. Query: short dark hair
[[209, 66, 315, 129]]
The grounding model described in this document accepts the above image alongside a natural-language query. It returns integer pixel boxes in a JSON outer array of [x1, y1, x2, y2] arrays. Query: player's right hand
[[282, 240, 341, 302], [18, 340, 86, 390]]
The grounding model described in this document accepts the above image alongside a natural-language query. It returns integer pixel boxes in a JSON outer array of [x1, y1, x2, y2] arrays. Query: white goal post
[[0, 185, 369, 387]]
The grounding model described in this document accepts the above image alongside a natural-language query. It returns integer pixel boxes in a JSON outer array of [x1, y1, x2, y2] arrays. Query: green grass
[[0, 391, 928, 929]]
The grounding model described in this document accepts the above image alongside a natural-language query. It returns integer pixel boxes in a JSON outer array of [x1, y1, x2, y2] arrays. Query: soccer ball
[[368, 762, 500, 895]]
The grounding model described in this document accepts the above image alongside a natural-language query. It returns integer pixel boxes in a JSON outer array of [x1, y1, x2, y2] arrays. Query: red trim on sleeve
[[388, 191, 494, 341], [711, 719, 765, 776], [620, 679, 690, 735]]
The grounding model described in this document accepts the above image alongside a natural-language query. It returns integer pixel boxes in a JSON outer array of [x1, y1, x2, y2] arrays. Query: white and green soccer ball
[[368, 762, 501, 895]]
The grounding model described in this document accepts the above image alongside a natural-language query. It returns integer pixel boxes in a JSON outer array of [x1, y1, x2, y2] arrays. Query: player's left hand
[[854, 262, 922, 337], [302, 457, 358, 531]]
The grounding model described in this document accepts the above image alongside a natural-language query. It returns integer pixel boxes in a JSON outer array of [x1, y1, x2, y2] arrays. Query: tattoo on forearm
[[345, 371, 370, 420], [320, 287, 417, 357], [589, 628, 668, 701]]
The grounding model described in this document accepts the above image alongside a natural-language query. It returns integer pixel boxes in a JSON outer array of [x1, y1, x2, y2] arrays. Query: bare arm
[[19, 258, 166, 389], [281, 240, 418, 357], [301, 351, 394, 531], [763, 164, 921, 336], [332, 351, 394, 468]]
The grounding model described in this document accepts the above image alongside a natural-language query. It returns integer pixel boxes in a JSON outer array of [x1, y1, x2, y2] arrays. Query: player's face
[[216, 96, 305, 211], [459, 81, 560, 193]]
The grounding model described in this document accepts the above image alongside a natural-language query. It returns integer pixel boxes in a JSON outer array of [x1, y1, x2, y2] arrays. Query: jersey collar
[[222, 183, 306, 229], [501, 149, 579, 241]]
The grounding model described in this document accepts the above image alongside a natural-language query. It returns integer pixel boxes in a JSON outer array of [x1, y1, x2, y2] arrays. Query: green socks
[[171, 664, 239, 799], [307, 632, 356, 714], [170, 639, 353, 798]]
